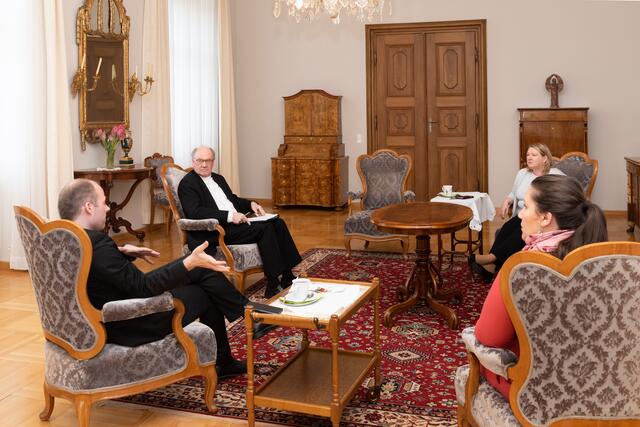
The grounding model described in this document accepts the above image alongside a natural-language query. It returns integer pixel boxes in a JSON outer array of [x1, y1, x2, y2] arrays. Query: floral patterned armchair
[[344, 149, 415, 256], [455, 242, 640, 426], [160, 163, 263, 294], [144, 152, 175, 235], [13, 206, 218, 427], [554, 151, 599, 200]]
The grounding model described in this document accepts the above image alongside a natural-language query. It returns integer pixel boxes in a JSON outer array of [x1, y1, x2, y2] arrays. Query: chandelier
[[273, 0, 392, 24]]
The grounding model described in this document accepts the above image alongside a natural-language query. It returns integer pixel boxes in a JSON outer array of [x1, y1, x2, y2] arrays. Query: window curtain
[[168, 0, 219, 168], [0, 0, 73, 269], [217, 0, 239, 192], [141, 0, 172, 223]]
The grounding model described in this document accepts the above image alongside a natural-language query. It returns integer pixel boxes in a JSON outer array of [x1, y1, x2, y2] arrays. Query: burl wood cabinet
[[518, 108, 588, 166], [272, 90, 348, 208], [626, 157, 640, 238]]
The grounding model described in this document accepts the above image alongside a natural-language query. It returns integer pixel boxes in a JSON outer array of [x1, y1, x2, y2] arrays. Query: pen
[[244, 211, 252, 225]]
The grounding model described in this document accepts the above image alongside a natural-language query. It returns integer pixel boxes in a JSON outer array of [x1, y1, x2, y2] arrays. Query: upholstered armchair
[[344, 149, 415, 256], [455, 242, 640, 426], [144, 152, 175, 235], [13, 206, 218, 427], [160, 163, 263, 294], [554, 151, 599, 200]]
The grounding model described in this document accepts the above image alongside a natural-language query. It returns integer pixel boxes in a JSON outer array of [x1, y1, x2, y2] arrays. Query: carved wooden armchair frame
[[556, 151, 599, 200], [144, 152, 175, 235]]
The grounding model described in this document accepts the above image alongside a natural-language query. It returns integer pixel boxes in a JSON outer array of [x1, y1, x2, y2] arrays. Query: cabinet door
[[294, 159, 335, 206], [520, 121, 586, 163]]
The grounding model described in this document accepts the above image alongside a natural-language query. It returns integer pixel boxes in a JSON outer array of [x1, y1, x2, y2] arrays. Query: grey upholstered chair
[[554, 151, 599, 200], [455, 242, 640, 427], [160, 163, 263, 294], [13, 206, 218, 427], [144, 152, 175, 235], [344, 149, 415, 256]]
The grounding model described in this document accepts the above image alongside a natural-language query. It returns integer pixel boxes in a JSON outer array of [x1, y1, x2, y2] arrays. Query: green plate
[[280, 291, 323, 306]]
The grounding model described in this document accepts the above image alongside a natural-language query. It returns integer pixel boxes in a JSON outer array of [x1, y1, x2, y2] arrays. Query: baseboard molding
[[0, 261, 9, 270], [604, 210, 626, 216]]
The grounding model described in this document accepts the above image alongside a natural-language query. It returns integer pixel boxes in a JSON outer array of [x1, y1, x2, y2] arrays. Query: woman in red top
[[474, 174, 608, 399]]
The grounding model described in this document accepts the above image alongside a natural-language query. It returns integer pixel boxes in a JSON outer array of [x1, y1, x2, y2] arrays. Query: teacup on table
[[442, 185, 453, 197], [287, 278, 312, 302]]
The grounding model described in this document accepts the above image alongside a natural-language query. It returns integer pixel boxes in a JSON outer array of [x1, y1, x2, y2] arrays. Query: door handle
[[428, 119, 439, 133]]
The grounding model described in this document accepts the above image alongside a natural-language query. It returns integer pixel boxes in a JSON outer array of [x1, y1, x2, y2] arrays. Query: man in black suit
[[178, 146, 302, 298], [57, 178, 275, 379]]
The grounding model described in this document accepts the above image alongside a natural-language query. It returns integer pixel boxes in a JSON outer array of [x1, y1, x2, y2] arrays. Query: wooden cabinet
[[626, 157, 640, 239], [272, 90, 348, 208], [518, 108, 588, 166]]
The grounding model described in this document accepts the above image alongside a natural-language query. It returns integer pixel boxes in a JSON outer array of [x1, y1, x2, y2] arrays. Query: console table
[[74, 165, 153, 241], [626, 157, 640, 239]]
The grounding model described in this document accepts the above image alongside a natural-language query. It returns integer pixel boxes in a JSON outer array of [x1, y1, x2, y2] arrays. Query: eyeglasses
[[194, 158, 214, 165]]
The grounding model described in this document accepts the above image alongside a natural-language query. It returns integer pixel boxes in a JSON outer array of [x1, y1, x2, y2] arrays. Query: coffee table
[[245, 277, 381, 427], [371, 202, 473, 329]]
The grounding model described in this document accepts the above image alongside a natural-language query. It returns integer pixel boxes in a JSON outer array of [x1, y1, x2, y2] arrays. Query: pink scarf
[[523, 229, 575, 253]]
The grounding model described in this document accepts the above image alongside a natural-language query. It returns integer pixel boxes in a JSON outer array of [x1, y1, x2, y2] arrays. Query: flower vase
[[106, 147, 116, 169]]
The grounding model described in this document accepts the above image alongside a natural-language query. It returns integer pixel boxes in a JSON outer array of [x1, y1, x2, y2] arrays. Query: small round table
[[371, 202, 473, 329]]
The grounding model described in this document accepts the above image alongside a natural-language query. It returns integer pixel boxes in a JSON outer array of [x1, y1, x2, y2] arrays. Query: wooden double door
[[366, 20, 487, 200]]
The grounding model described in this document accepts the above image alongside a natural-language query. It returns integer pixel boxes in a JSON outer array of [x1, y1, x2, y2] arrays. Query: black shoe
[[216, 358, 247, 379], [264, 284, 283, 299], [280, 270, 295, 288], [468, 255, 495, 284], [253, 322, 278, 340]]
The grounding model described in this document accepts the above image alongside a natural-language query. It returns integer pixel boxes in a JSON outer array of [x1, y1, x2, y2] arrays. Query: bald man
[[178, 146, 301, 298]]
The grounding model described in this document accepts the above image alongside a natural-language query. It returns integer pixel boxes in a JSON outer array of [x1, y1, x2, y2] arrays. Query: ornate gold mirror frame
[[72, 0, 130, 150]]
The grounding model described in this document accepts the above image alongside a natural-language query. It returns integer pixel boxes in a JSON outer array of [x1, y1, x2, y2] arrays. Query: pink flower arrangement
[[94, 124, 129, 153]]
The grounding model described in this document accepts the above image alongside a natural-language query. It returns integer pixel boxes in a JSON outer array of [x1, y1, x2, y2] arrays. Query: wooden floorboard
[[0, 205, 635, 426]]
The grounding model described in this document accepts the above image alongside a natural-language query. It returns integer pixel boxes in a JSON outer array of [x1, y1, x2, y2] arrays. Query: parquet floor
[[0, 205, 634, 427]]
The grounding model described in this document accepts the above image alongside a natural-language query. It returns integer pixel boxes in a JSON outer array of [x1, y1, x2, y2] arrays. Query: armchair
[[554, 151, 599, 200], [344, 149, 415, 256], [160, 163, 263, 294], [144, 152, 175, 235], [455, 242, 640, 426], [13, 206, 218, 427]]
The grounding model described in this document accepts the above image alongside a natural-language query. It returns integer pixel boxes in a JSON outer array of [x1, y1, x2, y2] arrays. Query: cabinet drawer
[[519, 109, 587, 122]]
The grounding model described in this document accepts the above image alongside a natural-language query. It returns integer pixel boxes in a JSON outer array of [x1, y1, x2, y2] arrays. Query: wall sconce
[[128, 65, 154, 101], [71, 56, 102, 97]]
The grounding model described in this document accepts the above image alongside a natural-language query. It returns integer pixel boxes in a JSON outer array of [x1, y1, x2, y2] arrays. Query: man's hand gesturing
[[118, 244, 160, 264], [183, 241, 230, 272]]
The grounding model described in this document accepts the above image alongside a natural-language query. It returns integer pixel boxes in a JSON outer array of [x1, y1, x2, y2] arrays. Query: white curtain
[[0, 0, 73, 269], [217, 0, 239, 192], [141, 0, 172, 223], [168, 0, 219, 167]]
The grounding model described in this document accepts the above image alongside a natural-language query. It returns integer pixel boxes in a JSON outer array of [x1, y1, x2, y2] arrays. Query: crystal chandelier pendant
[[272, 0, 391, 23]]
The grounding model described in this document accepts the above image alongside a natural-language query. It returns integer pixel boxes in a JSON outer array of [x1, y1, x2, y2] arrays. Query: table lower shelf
[[253, 346, 377, 417]]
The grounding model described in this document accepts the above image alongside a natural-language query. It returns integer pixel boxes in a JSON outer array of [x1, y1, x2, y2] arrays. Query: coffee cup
[[442, 185, 453, 196], [288, 278, 311, 302]]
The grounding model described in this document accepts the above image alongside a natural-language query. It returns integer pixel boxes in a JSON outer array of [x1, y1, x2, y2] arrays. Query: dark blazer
[[178, 170, 253, 250], [86, 229, 190, 345]]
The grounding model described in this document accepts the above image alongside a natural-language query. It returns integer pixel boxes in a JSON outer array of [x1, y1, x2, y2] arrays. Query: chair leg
[[73, 395, 92, 427], [150, 203, 156, 226], [364, 241, 370, 249], [236, 272, 246, 294], [400, 237, 409, 259], [344, 236, 352, 257], [164, 208, 172, 236], [39, 383, 55, 421], [202, 365, 218, 413]]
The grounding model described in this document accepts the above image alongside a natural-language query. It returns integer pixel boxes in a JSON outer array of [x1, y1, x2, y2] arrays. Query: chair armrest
[[102, 292, 175, 323], [403, 191, 416, 202], [461, 326, 518, 378], [177, 218, 220, 231]]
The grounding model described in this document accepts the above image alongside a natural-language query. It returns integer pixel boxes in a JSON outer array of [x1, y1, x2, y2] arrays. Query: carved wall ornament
[[545, 74, 564, 108]]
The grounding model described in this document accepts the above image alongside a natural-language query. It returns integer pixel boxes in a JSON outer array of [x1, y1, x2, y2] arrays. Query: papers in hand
[[246, 213, 278, 223]]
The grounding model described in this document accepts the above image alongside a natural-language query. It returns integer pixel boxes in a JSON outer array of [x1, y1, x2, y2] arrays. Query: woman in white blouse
[[469, 143, 564, 281]]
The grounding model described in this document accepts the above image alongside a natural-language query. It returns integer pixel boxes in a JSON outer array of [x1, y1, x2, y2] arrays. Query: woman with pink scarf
[[474, 174, 608, 400]]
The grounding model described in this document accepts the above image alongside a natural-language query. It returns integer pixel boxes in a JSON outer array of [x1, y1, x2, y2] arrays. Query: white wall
[[63, 0, 146, 231], [230, 0, 640, 210]]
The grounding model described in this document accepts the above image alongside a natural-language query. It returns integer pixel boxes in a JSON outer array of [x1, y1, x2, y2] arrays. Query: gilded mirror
[[73, 0, 130, 150]]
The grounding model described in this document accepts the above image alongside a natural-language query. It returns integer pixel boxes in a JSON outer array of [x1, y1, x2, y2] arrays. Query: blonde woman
[[469, 143, 565, 281]]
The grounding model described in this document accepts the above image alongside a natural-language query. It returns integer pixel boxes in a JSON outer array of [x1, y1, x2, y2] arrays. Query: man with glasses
[[179, 146, 301, 298]]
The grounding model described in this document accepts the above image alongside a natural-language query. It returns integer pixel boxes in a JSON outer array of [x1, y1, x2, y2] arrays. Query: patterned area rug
[[120, 248, 489, 426]]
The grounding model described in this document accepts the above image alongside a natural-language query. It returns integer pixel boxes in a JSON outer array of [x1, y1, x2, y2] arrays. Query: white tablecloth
[[430, 192, 496, 231]]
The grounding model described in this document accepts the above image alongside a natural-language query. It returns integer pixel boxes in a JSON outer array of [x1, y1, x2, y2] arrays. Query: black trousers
[[105, 266, 248, 365], [490, 216, 525, 271], [216, 218, 302, 280]]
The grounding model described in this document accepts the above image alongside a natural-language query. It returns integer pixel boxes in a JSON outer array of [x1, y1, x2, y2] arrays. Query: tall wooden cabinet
[[518, 108, 588, 166], [626, 157, 640, 238], [271, 90, 348, 208]]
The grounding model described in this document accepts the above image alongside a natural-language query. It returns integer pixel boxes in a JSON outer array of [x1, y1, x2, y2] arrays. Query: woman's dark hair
[[530, 174, 608, 259]]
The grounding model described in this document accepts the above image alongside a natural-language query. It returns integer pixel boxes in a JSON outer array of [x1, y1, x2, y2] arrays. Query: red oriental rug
[[120, 248, 489, 426]]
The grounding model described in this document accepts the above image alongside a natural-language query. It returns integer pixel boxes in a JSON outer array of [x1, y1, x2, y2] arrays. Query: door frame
[[365, 19, 488, 192]]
